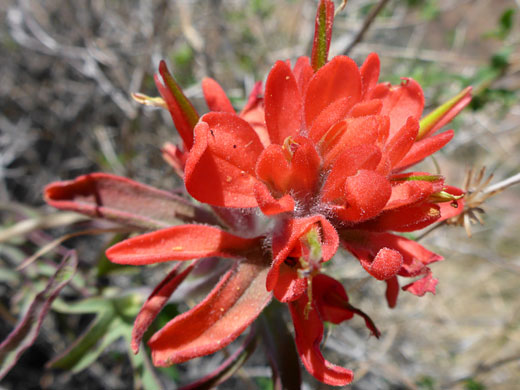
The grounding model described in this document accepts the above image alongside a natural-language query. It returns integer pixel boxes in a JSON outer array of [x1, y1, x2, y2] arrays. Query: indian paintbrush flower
[[44, 0, 471, 386]]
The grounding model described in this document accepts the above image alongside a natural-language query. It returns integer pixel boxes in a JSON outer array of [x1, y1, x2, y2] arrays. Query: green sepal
[[418, 87, 472, 140], [391, 174, 444, 183], [429, 190, 464, 203], [158, 61, 199, 130], [311, 0, 335, 72]]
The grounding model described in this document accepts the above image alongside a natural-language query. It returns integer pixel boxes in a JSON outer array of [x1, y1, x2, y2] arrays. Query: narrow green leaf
[[126, 339, 164, 390], [158, 61, 199, 149], [0, 251, 78, 379], [391, 174, 443, 182], [159, 62, 199, 128], [418, 86, 472, 140], [311, 0, 334, 72], [47, 307, 116, 371], [49, 294, 142, 374], [52, 297, 113, 315]]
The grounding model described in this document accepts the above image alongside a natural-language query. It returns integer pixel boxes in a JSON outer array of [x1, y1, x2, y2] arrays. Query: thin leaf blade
[[0, 251, 78, 379]]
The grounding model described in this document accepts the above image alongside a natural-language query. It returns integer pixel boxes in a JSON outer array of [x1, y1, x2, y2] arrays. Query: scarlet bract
[[44, 0, 471, 386]]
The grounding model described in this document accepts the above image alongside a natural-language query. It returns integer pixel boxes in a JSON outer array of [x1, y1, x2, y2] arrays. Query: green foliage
[[96, 233, 135, 277], [170, 43, 196, 87], [50, 294, 141, 372], [416, 375, 436, 390], [466, 9, 518, 112], [467, 46, 515, 112], [420, 0, 440, 20], [0, 252, 78, 380], [484, 8, 516, 40], [156, 365, 180, 382], [404, 0, 440, 20], [464, 378, 487, 390], [49, 292, 162, 389], [173, 43, 194, 67], [255, 376, 275, 390], [250, 0, 274, 17]]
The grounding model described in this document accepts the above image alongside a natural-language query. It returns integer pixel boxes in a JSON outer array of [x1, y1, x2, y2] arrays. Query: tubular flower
[[44, 0, 471, 386]]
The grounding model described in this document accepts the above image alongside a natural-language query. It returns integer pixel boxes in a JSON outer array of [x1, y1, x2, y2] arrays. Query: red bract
[[44, 0, 471, 386]]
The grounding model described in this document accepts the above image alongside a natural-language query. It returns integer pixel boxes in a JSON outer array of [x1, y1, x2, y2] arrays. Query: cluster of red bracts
[[44, 0, 472, 386]]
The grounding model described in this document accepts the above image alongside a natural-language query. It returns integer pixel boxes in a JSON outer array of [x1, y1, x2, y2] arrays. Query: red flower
[[44, 0, 472, 386], [182, 47, 466, 310]]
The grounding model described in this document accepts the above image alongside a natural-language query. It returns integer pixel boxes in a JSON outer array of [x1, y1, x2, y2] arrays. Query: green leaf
[[52, 297, 113, 314], [418, 87, 472, 140], [125, 335, 163, 390], [48, 307, 116, 371], [391, 174, 443, 182], [0, 251, 78, 379], [499, 9, 515, 33], [464, 378, 486, 390], [416, 375, 436, 390], [484, 8, 516, 40], [491, 47, 512, 71], [255, 377, 275, 390], [311, 0, 334, 72], [420, 0, 440, 21], [159, 62, 198, 127], [49, 293, 142, 373]]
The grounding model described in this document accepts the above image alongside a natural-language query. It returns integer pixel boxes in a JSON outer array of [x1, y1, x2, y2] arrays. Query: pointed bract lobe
[[286, 136, 322, 195], [272, 263, 308, 302], [131, 262, 196, 353], [307, 97, 353, 144], [156, 61, 199, 150], [256, 144, 293, 194], [384, 116, 419, 168], [292, 56, 314, 95], [402, 269, 438, 296], [319, 115, 389, 168], [184, 114, 265, 208], [304, 56, 362, 128], [370, 78, 424, 138], [321, 145, 382, 204], [265, 61, 303, 145], [312, 274, 380, 337], [202, 78, 236, 113], [289, 294, 354, 386], [349, 99, 383, 118], [341, 230, 442, 277], [360, 203, 441, 232], [394, 130, 454, 171], [106, 225, 261, 265], [360, 52, 381, 98], [148, 258, 271, 366], [384, 180, 436, 211]]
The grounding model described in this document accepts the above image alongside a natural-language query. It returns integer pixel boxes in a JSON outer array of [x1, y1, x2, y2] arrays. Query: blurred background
[[1, 0, 519, 389]]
